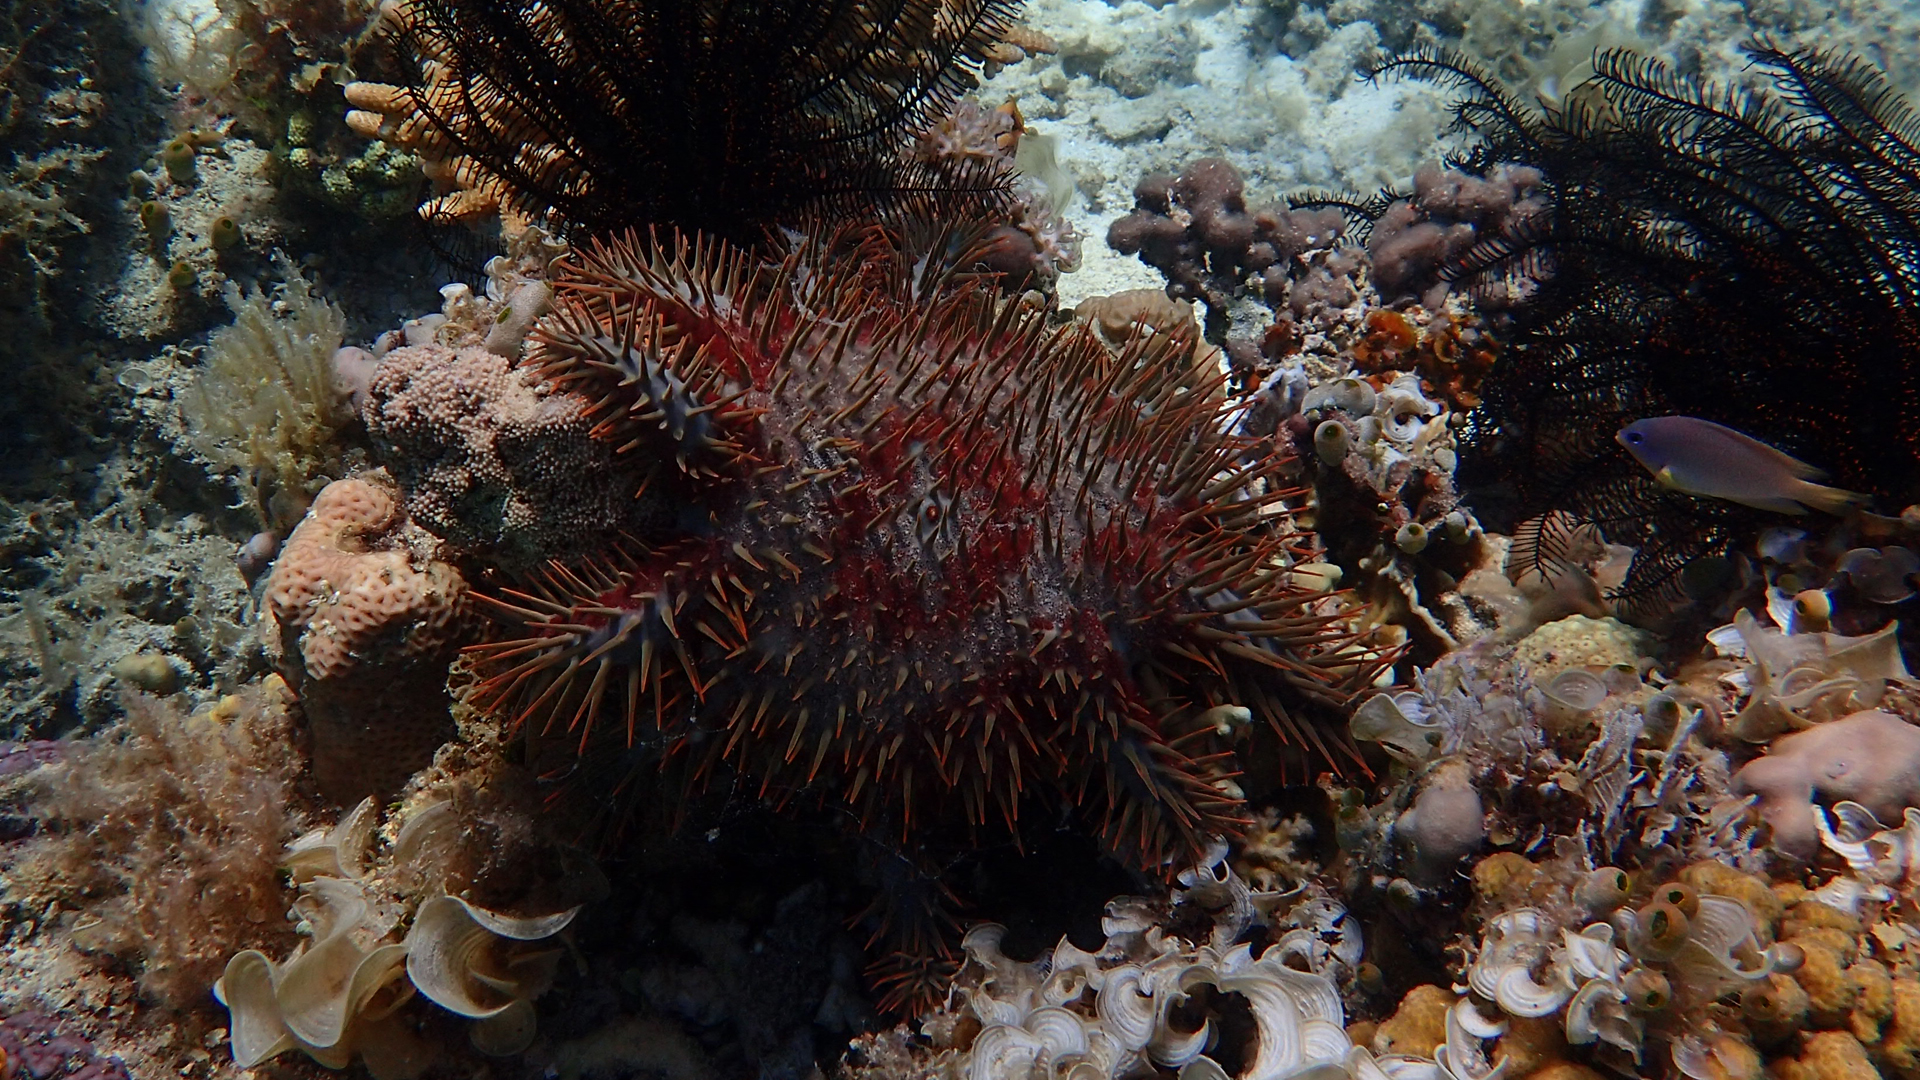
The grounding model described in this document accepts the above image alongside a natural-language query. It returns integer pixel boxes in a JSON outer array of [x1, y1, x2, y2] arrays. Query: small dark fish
[[1616, 416, 1868, 516]]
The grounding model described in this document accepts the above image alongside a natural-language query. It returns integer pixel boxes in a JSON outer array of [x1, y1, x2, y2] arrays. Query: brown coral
[[1770, 1031, 1880, 1080], [266, 473, 470, 803], [1370, 984, 1452, 1057]]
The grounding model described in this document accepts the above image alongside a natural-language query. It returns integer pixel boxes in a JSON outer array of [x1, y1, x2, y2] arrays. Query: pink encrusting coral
[[1732, 709, 1920, 859], [265, 474, 470, 803], [361, 342, 652, 568]]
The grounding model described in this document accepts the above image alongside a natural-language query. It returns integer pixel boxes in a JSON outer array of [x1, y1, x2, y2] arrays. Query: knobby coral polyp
[[463, 224, 1385, 878]]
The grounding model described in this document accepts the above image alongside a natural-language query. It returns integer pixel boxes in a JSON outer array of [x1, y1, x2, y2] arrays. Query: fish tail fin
[[1793, 479, 1871, 516]]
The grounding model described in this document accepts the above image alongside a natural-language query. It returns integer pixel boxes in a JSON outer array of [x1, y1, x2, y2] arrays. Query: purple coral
[[1107, 157, 1344, 324], [1366, 163, 1548, 306]]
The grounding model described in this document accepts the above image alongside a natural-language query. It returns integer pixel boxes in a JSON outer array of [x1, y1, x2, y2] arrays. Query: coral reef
[[265, 474, 469, 804], [1369, 44, 1920, 597], [6, 0, 1920, 1076]]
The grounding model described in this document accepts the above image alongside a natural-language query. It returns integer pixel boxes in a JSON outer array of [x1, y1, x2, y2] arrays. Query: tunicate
[[115, 364, 154, 393], [237, 531, 280, 584], [209, 215, 243, 252], [112, 652, 179, 694], [1395, 522, 1429, 554], [1652, 882, 1700, 919], [139, 199, 171, 238], [1313, 420, 1350, 464], [1791, 588, 1831, 632], [1539, 668, 1607, 731], [1623, 969, 1671, 1012], [1576, 867, 1631, 912], [1380, 392, 1430, 443], [1641, 692, 1686, 740], [161, 137, 197, 183], [1636, 901, 1690, 959]]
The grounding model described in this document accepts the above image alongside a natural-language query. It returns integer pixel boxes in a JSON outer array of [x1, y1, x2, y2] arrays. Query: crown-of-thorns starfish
[[463, 223, 1387, 869]]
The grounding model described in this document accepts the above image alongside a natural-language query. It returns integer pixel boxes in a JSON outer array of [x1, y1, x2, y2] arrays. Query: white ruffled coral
[[941, 853, 1409, 1080]]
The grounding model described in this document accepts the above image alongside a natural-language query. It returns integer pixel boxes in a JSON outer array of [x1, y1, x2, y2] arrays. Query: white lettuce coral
[[214, 797, 583, 1076]]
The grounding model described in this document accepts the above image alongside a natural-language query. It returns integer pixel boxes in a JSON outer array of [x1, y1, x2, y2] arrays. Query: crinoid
[[359, 0, 1021, 239], [1349, 43, 1920, 602], [462, 223, 1386, 883]]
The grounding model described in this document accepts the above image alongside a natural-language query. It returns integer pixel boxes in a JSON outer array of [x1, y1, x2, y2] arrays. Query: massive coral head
[[465, 224, 1387, 874]]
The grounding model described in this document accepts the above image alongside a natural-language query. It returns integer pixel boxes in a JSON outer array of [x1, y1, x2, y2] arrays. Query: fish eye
[[1626, 432, 1642, 443]]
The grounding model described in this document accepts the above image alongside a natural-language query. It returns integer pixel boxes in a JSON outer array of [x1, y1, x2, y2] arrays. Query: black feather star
[[384, 0, 1022, 240], [1355, 42, 1920, 601]]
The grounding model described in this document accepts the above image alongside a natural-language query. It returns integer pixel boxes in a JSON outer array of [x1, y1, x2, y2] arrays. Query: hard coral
[[266, 474, 470, 804], [1363, 161, 1547, 307], [343, 0, 1025, 239], [1107, 157, 1346, 331], [362, 343, 650, 568], [465, 223, 1386, 877]]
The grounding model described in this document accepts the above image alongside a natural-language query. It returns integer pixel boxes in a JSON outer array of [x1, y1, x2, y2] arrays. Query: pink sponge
[[1732, 709, 1920, 859]]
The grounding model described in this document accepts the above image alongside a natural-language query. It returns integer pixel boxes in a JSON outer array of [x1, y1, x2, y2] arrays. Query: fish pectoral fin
[[1653, 466, 1683, 491]]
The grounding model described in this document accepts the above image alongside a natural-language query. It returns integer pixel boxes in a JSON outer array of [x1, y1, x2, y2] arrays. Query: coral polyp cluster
[[465, 226, 1386, 869]]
